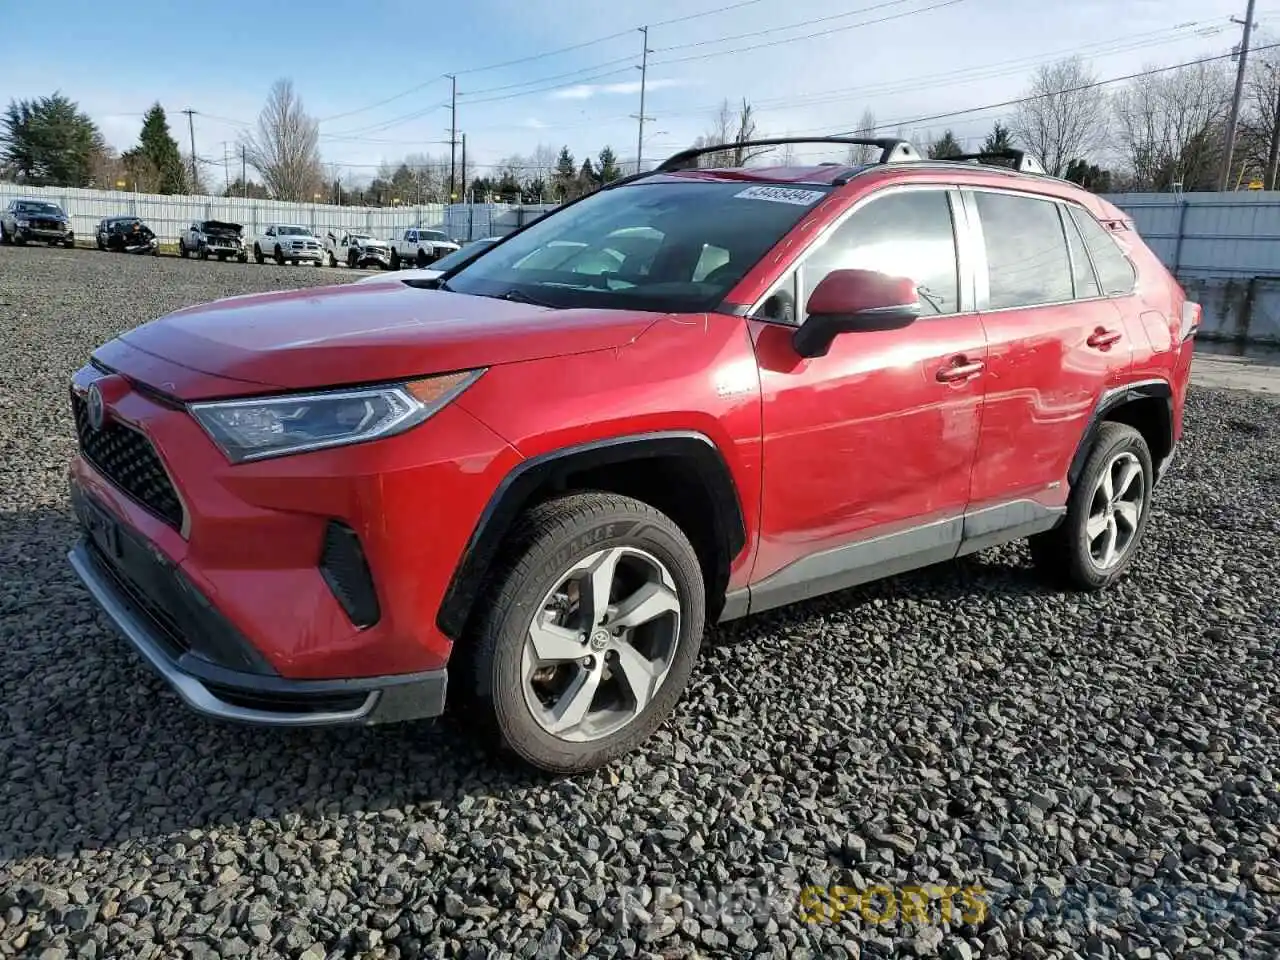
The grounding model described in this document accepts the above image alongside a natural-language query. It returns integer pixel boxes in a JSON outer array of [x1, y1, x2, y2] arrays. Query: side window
[[1062, 206, 1100, 299], [801, 188, 960, 316], [974, 191, 1073, 309], [1069, 207, 1136, 297], [692, 244, 731, 283]]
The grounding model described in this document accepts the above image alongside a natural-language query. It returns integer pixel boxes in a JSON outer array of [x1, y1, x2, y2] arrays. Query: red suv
[[67, 138, 1198, 773]]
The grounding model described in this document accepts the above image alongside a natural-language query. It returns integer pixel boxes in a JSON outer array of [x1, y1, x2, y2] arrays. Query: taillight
[[1180, 301, 1202, 341]]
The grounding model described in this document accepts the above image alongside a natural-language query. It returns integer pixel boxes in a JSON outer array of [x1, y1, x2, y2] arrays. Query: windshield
[[15, 201, 62, 215], [445, 179, 830, 312], [277, 225, 311, 236], [350, 233, 372, 241], [432, 239, 497, 272], [420, 230, 448, 241]]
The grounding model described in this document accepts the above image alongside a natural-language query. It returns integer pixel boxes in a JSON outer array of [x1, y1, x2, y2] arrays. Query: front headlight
[[16, 219, 29, 227], [189, 371, 484, 463]]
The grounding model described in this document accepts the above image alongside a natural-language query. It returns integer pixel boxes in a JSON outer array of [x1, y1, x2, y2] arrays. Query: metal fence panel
[[0, 182, 448, 245], [1105, 191, 1280, 343]]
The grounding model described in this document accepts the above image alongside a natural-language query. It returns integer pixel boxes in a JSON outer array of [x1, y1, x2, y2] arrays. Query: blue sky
[[0, 0, 1267, 186]]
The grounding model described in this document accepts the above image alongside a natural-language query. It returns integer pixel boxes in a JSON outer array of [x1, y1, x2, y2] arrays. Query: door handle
[[1087, 327, 1123, 349], [936, 358, 985, 382]]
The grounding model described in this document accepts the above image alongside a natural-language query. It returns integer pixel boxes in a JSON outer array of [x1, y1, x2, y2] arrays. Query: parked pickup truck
[[178, 220, 247, 262], [324, 230, 392, 269], [252, 224, 323, 265], [389, 227, 459, 269], [1, 198, 74, 247]]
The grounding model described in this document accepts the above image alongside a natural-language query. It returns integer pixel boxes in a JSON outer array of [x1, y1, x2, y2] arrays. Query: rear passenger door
[[964, 188, 1134, 517]]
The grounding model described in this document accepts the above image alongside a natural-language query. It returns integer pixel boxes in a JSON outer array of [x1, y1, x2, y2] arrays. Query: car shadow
[[0, 503, 1056, 864]]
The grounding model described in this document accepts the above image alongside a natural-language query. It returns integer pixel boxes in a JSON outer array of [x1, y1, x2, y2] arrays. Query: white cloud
[[550, 78, 686, 101], [524, 117, 548, 129]]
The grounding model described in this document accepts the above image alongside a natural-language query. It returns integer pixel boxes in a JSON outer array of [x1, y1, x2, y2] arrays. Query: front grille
[[319, 521, 381, 628], [33, 218, 64, 231], [86, 538, 192, 660], [72, 392, 184, 529]]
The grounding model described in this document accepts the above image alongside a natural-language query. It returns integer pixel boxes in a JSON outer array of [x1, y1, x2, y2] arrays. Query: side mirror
[[791, 269, 921, 358]]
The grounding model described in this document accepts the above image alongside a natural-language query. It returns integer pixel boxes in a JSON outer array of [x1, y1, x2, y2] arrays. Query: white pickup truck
[[251, 224, 323, 265], [324, 230, 392, 269], [389, 227, 459, 270]]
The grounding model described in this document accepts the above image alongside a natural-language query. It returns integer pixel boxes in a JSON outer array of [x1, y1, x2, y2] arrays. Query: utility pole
[[631, 27, 655, 174], [1220, 0, 1258, 191], [461, 133, 467, 205], [223, 142, 230, 192], [447, 74, 458, 202], [241, 145, 247, 199], [182, 108, 198, 191]]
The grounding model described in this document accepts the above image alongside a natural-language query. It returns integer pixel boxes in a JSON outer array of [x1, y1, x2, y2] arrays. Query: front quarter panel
[[455, 311, 764, 588]]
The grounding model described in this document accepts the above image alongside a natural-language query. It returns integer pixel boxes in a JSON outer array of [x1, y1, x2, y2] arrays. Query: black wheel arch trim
[[1068, 378, 1173, 488], [436, 430, 747, 640]]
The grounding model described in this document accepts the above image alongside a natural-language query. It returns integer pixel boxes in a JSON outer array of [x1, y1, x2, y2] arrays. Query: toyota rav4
[[67, 138, 1197, 774]]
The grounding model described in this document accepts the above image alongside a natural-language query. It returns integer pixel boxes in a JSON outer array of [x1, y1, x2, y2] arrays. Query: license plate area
[[74, 486, 124, 561]]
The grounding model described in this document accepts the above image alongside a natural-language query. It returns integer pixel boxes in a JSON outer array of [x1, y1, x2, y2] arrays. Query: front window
[[277, 225, 311, 236], [445, 179, 831, 312], [14, 201, 63, 216], [420, 230, 448, 242]]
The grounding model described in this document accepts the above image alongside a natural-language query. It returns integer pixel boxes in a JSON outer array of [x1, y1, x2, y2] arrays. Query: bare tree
[[847, 108, 878, 165], [1111, 61, 1232, 191], [241, 79, 323, 201], [690, 98, 770, 167], [1241, 39, 1280, 188], [1011, 57, 1109, 177]]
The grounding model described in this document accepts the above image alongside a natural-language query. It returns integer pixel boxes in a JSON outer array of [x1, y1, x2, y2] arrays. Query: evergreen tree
[[927, 130, 963, 159], [137, 103, 187, 193], [1, 92, 107, 186], [597, 145, 621, 183], [982, 121, 1013, 154], [553, 146, 576, 199]]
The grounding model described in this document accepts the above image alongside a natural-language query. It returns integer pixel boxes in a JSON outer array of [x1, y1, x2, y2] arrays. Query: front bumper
[[68, 533, 448, 727], [18, 226, 72, 242], [280, 246, 323, 261], [357, 250, 392, 266]]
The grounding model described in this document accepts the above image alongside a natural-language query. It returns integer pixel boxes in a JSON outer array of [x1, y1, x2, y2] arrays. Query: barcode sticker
[[733, 185, 827, 206]]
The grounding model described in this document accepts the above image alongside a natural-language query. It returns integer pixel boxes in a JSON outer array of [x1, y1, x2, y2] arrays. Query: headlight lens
[[189, 370, 483, 463], [16, 219, 29, 227]]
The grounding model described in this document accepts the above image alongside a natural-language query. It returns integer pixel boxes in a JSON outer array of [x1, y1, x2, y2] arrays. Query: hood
[[104, 283, 659, 400], [204, 220, 242, 235]]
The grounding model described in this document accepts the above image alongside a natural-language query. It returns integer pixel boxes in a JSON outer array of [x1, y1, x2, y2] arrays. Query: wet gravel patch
[[1, 244, 1278, 959]]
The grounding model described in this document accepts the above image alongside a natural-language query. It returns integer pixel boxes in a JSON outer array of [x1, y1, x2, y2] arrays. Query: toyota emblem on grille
[[87, 382, 106, 431]]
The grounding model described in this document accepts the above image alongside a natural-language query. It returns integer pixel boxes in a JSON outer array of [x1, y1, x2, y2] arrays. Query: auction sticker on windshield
[[734, 185, 826, 205]]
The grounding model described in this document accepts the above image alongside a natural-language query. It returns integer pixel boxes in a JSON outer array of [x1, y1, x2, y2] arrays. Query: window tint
[[974, 191, 1073, 309], [1063, 207, 1100, 299], [801, 189, 959, 316], [1069, 207, 1136, 296]]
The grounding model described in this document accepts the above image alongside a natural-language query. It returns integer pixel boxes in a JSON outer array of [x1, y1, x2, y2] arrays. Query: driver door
[[747, 185, 988, 610]]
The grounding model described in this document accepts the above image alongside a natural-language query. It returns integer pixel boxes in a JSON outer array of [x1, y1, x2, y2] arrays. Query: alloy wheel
[[521, 546, 681, 743], [1087, 451, 1145, 570]]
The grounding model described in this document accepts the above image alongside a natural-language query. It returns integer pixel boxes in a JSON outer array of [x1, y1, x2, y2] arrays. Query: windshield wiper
[[493, 287, 556, 308]]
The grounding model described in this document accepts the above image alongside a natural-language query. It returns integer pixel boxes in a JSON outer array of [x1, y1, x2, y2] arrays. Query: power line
[[651, 0, 968, 68], [654, 0, 922, 53]]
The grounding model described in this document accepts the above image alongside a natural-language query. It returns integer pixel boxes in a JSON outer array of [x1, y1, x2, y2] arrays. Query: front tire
[[274, 245, 285, 265], [178, 238, 189, 258], [466, 493, 705, 775], [390, 250, 401, 270], [416, 248, 429, 268], [1030, 422, 1154, 591]]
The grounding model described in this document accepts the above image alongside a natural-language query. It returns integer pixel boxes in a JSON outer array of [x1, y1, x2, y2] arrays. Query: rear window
[[1069, 207, 1136, 297], [445, 179, 831, 312]]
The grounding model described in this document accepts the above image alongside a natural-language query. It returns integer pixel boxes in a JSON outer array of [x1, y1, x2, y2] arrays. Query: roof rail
[[656, 137, 921, 172], [943, 149, 1046, 174]]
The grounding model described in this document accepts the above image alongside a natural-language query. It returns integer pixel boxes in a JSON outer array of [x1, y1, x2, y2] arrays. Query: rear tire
[[1030, 422, 1154, 591], [178, 238, 189, 258], [274, 245, 285, 265], [390, 250, 401, 270], [253, 244, 265, 264], [465, 492, 705, 775], [327, 251, 337, 267]]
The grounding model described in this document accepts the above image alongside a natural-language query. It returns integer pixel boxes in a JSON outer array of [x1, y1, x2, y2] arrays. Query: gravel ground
[[1, 245, 1278, 960]]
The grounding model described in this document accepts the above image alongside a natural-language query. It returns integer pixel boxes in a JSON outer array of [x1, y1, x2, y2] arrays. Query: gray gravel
[[2, 244, 1278, 960]]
